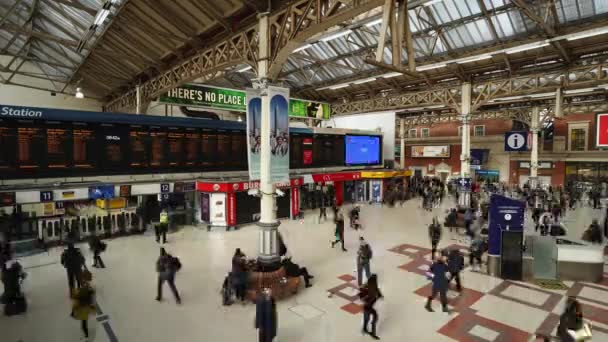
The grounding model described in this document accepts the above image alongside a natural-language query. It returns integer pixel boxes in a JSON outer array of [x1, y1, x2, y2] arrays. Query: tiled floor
[[1, 196, 606, 341]]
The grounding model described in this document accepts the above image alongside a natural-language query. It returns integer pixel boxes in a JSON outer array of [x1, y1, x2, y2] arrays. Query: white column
[[399, 118, 405, 169], [530, 107, 540, 189], [135, 85, 142, 114], [256, 14, 280, 268], [460, 82, 472, 177]]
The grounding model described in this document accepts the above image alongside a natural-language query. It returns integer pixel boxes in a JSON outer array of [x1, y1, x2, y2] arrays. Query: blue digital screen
[[345, 135, 381, 165], [89, 185, 115, 200]]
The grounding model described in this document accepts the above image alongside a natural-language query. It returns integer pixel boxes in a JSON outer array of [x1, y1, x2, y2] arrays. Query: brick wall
[[409, 119, 513, 138], [404, 144, 462, 175], [553, 113, 598, 151], [508, 160, 566, 187]]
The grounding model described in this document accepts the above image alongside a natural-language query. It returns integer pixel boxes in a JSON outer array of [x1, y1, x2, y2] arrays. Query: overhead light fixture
[[93, 9, 110, 26], [504, 42, 549, 54], [381, 72, 402, 78], [293, 44, 312, 53], [237, 66, 252, 73], [566, 26, 608, 41], [237, 116, 243, 122], [354, 77, 376, 85], [416, 63, 446, 71], [75, 87, 84, 99], [329, 84, 350, 90], [365, 19, 383, 27], [320, 29, 352, 42], [456, 54, 492, 64]]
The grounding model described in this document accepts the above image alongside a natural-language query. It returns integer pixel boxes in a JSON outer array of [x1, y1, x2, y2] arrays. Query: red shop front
[[303, 171, 363, 207], [196, 178, 303, 230]]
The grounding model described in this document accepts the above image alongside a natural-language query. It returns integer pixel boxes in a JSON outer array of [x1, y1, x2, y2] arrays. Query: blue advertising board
[[488, 194, 525, 255], [89, 185, 115, 200], [504, 131, 528, 151]]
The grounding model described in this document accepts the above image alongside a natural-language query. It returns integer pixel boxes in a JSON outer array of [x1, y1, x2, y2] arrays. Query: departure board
[[230, 132, 245, 168], [0, 123, 17, 170], [184, 130, 199, 166], [167, 130, 184, 166], [150, 131, 166, 167], [201, 131, 217, 166], [17, 125, 45, 169], [101, 126, 125, 169], [73, 125, 95, 168], [217, 131, 230, 166], [46, 126, 70, 168], [130, 129, 149, 167]]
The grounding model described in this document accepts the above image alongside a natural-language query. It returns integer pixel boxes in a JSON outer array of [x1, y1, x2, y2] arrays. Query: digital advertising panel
[[596, 113, 608, 147], [345, 135, 381, 166], [411, 145, 450, 158]]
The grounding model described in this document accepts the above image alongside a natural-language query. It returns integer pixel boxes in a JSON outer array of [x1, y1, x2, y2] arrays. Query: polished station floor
[[2, 197, 607, 342]]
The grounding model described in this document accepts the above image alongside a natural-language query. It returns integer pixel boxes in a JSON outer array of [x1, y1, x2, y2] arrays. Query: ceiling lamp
[[77, 0, 116, 53], [75, 87, 84, 99]]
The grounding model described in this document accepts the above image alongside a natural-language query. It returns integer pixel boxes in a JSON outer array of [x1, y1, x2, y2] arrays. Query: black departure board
[[17, 125, 45, 169], [231, 131, 245, 168], [167, 130, 184, 166], [201, 131, 217, 166], [184, 130, 199, 166], [130, 129, 149, 167], [150, 130, 166, 167], [101, 125, 125, 169], [73, 125, 95, 168], [0, 123, 17, 170], [217, 131, 230, 166], [46, 126, 70, 168]]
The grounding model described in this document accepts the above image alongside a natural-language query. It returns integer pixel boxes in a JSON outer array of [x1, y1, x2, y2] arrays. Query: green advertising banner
[[160, 84, 330, 119]]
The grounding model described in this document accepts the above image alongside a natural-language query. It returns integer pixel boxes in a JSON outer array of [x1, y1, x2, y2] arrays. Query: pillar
[[256, 14, 280, 269], [135, 85, 142, 114], [399, 118, 405, 169], [458, 83, 472, 208], [529, 107, 540, 189]]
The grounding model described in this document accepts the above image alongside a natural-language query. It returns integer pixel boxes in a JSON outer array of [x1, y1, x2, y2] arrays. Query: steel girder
[[334, 61, 608, 116], [105, 0, 385, 112]]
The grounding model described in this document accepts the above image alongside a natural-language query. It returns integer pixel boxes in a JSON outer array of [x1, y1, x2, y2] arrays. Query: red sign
[[226, 192, 236, 226], [196, 178, 303, 193], [291, 187, 300, 217], [303, 150, 313, 165], [311, 171, 362, 183], [597, 113, 608, 147]]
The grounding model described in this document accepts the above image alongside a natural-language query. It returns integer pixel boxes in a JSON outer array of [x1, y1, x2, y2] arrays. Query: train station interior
[[1, 0, 608, 341]]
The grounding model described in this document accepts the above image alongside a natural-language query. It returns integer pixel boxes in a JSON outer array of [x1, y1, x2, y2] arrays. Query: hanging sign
[[268, 86, 290, 182], [289, 98, 330, 120], [504, 131, 528, 151], [246, 88, 262, 180]]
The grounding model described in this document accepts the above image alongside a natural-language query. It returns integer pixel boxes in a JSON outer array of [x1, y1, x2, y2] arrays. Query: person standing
[[356, 237, 373, 287], [231, 248, 248, 302], [71, 270, 95, 341], [425, 254, 450, 313], [331, 212, 347, 252], [469, 234, 486, 272], [88, 235, 106, 269], [255, 288, 277, 342], [61, 243, 86, 296], [155, 247, 181, 304], [359, 274, 383, 340], [464, 208, 473, 238], [157, 208, 169, 244], [604, 207, 608, 239], [447, 248, 464, 292], [428, 218, 442, 257]]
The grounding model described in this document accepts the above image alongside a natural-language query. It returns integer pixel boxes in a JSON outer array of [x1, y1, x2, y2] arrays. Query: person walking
[[359, 274, 383, 340], [447, 248, 464, 292], [231, 248, 248, 302], [469, 234, 486, 272], [428, 217, 442, 257], [71, 270, 95, 341], [331, 212, 347, 252], [155, 247, 181, 304], [425, 253, 450, 313], [356, 237, 373, 287], [255, 288, 277, 342], [157, 208, 169, 244], [61, 243, 86, 296], [464, 208, 473, 238], [88, 235, 106, 269]]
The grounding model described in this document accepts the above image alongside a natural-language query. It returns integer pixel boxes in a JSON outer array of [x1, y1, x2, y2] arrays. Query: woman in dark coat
[[331, 212, 347, 252], [255, 288, 277, 342], [231, 248, 247, 302], [425, 254, 450, 313], [359, 274, 383, 340]]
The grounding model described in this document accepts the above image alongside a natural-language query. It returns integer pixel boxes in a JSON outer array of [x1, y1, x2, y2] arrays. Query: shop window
[[421, 128, 430, 138], [408, 129, 416, 138], [569, 125, 587, 151], [474, 125, 485, 137]]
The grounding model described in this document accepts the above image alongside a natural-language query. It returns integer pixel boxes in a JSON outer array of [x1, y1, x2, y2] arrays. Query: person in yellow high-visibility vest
[[157, 209, 169, 244]]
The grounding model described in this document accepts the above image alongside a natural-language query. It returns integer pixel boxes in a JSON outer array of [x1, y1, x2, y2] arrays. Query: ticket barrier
[[39, 218, 62, 243]]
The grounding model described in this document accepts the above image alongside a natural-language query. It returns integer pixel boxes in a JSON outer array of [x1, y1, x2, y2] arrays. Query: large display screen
[[0, 123, 17, 171], [46, 126, 70, 168], [411, 145, 450, 158], [17, 125, 45, 169], [597, 113, 608, 147], [73, 124, 95, 169], [345, 135, 381, 165]]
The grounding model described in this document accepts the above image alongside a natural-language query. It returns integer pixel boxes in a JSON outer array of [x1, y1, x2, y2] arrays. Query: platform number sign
[[40, 190, 53, 202], [160, 183, 170, 193], [505, 131, 528, 151]]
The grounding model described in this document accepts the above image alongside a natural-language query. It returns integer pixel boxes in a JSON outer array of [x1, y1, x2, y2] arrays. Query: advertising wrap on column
[[291, 187, 300, 218], [268, 86, 290, 182], [246, 88, 262, 180], [226, 192, 236, 226]]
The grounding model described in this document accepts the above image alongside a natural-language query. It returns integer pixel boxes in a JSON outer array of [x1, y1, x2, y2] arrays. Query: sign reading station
[[160, 84, 330, 119]]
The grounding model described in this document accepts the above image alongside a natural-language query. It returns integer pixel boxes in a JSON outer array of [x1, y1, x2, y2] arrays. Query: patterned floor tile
[[341, 302, 364, 315], [414, 283, 485, 312], [438, 310, 530, 342], [488, 281, 562, 312]]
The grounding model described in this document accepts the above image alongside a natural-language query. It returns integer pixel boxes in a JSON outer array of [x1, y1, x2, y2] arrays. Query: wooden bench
[[245, 267, 301, 302]]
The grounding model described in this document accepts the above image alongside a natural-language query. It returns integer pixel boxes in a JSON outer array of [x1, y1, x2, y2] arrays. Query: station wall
[[0, 83, 101, 111]]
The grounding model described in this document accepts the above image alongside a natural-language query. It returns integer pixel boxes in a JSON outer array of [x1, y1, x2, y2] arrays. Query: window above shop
[[408, 129, 417, 138], [474, 125, 485, 137], [421, 128, 430, 138], [568, 122, 588, 151]]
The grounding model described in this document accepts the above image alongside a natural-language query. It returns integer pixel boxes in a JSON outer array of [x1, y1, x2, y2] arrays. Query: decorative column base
[[257, 221, 281, 271]]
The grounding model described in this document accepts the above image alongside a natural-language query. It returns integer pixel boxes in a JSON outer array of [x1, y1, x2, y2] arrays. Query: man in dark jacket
[[155, 247, 181, 304], [282, 258, 313, 288], [60, 243, 85, 296], [356, 237, 373, 287], [255, 288, 277, 342], [331, 213, 347, 252], [425, 254, 450, 313], [89, 235, 106, 268], [604, 207, 608, 239], [429, 218, 442, 258], [447, 249, 464, 292]]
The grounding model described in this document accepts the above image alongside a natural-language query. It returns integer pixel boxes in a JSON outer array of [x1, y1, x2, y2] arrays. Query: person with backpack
[[356, 237, 373, 287], [155, 247, 181, 304], [447, 248, 464, 292], [61, 243, 86, 296], [428, 217, 442, 258], [425, 253, 450, 313], [71, 270, 95, 341], [88, 235, 106, 269], [359, 274, 383, 340]]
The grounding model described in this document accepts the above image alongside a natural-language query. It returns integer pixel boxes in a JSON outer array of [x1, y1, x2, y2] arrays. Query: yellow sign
[[43, 203, 54, 216], [62, 191, 75, 199], [96, 198, 126, 209], [360, 170, 412, 178]]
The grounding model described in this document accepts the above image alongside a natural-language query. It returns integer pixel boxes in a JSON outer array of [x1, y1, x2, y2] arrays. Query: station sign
[[160, 84, 330, 119], [504, 131, 528, 151], [40, 190, 53, 202], [596, 113, 608, 147]]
